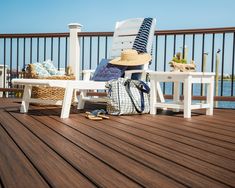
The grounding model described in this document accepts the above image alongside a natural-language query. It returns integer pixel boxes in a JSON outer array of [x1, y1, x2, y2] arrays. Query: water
[[162, 80, 235, 109]]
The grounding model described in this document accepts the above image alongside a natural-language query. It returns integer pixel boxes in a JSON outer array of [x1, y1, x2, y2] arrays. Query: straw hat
[[109, 49, 151, 66]]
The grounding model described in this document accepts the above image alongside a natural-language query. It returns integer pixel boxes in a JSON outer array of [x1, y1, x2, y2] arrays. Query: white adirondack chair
[[78, 18, 164, 109]]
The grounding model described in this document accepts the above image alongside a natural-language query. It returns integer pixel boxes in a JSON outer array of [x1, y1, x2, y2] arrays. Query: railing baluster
[[16, 38, 19, 78], [192, 34, 195, 60], [44, 37, 46, 61], [30, 37, 32, 64], [163, 35, 167, 93], [172, 34, 176, 95], [200, 33, 205, 96], [23, 38, 26, 69], [155, 35, 158, 71], [81, 36, 85, 71], [65, 37, 68, 68], [191, 34, 195, 96], [105, 36, 108, 59], [164, 35, 167, 71], [97, 36, 100, 65], [89, 36, 92, 69], [37, 37, 39, 62], [173, 34, 176, 55], [211, 33, 215, 72], [201, 33, 205, 70], [51, 37, 53, 60], [231, 32, 235, 96], [182, 34, 185, 58], [181, 34, 186, 95], [3, 38, 6, 89], [58, 37, 60, 70], [221, 33, 225, 96], [10, 38, 12, 81]]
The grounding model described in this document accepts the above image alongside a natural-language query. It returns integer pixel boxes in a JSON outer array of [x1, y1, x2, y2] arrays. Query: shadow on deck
[[0, 98, 235, 188]]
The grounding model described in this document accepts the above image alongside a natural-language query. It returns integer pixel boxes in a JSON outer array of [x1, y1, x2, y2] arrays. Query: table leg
[[206, 77, 214, 115], [77, 90, 87, 109], [183, 76, 192, 118], [20, 85, 32, 113], [150, 79, 157, 115], [156, 82, 165, 103], [173, 81, 180, 112], [60, 85, 74, 118]]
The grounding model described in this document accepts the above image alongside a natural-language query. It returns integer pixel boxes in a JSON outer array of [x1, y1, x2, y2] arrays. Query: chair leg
[[61, 85, 74, 118], [20, 85, 32, 113], [173, 81, 180, 112], [77, 90, 87, 109], [156, 82, 165, 103]]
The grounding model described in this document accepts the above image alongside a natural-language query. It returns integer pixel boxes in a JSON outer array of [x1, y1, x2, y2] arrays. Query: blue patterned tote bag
[[106, 78, 150, 115]]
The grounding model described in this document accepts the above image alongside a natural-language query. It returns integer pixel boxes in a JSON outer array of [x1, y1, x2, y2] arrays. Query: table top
[[148, 71, 215, 76]]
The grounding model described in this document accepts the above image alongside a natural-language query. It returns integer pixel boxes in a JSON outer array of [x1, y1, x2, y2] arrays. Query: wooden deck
[[0, 98, 235, 188]]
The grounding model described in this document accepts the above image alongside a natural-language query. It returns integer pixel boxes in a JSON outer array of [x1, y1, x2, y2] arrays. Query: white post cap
[[68, 23, 83, 29]]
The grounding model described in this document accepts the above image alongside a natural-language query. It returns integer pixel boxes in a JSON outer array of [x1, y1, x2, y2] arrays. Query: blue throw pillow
[[32, 62, 51, 78], [92, 59, 127, 81], [42, 59, 64, 75]]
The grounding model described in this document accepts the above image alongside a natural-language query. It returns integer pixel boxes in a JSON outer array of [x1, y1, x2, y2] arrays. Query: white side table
[[149, 72, 215, 118]]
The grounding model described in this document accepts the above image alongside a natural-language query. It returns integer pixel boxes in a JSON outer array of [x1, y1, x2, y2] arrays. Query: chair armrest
[[82, 70, 95, 81]]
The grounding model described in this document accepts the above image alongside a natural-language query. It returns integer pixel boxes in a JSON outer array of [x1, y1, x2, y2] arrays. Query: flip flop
[[97, 114, 109, 119], [86, 109, 109, 119], [85, 114, 103, 120]]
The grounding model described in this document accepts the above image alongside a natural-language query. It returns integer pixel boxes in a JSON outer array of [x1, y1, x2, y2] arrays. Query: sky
[[0, 0, 234, 76], [1, 0, 235, 33]]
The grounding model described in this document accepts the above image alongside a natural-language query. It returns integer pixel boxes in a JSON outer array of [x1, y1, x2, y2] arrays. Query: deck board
[[0, 98, 235, 188], [9, 108, 141, 188], [0, 125, 49, 188], [31, 110, 183, 187], [121, 115, 235, 159], [0, 109, 95, 188]]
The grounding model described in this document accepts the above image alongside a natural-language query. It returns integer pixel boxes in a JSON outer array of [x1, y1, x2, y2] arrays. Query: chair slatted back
[[110, 18, 156, 70]]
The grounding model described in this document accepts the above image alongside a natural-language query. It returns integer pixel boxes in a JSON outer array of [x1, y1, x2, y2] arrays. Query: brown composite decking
[[0, 98, 235, 188]]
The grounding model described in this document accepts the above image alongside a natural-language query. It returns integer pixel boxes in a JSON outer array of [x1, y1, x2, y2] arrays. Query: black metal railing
[[0, 27, 234, 105], [77, 28, 235, 102], [0, 33, 69, 95]]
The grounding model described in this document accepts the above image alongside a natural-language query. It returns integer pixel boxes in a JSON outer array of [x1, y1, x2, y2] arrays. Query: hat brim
[[109, 53, 151, 66]]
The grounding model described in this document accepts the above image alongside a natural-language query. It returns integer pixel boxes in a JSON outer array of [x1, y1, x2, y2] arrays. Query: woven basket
[[26, 64, 75, 100]]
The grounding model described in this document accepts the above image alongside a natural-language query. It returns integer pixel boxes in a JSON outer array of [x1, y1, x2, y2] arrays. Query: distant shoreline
[[221, 78, 235, 81]]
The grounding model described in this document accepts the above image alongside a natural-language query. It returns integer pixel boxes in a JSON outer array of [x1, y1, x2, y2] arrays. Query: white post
[[68, 23, 82, 80]]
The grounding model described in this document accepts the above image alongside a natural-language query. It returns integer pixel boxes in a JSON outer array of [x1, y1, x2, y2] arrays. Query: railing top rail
[[79, 27, 235, 36], [155, 27, 235, 35], [0, 32, 69, 38], [78, 32, 114, 37], [78, 27, 235, 36], [0, 27, 234, 38]]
